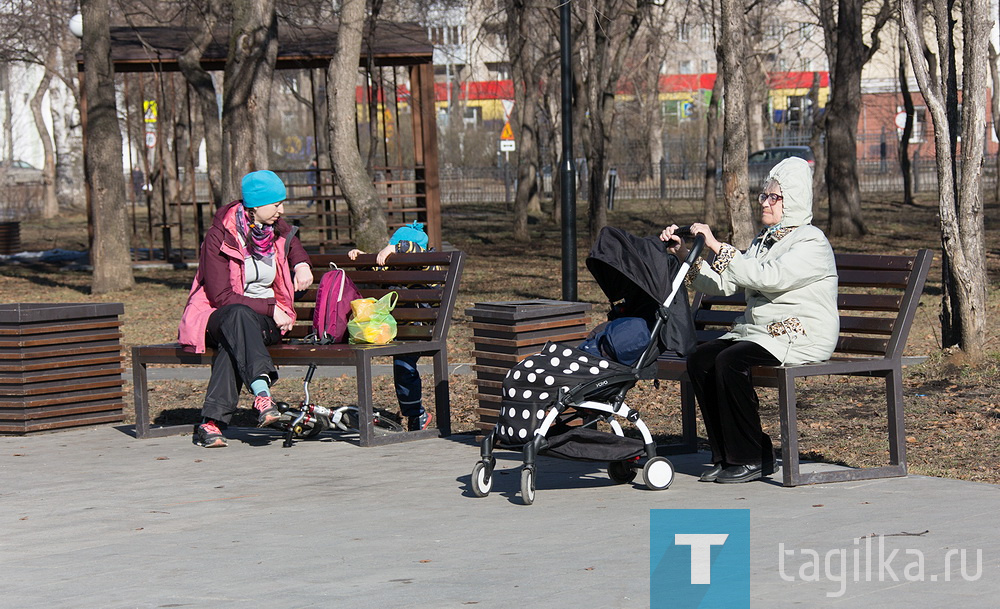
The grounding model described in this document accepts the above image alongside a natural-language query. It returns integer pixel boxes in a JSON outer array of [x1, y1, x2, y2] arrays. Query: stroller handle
[[684, 234, 705, 266]]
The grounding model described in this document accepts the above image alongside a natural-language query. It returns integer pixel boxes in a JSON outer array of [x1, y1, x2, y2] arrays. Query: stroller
[[470, 228, 703, 504]]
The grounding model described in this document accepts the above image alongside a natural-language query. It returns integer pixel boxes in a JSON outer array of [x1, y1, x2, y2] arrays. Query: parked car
[[747, 146, 815, 185], [0, 159, 44, 185]]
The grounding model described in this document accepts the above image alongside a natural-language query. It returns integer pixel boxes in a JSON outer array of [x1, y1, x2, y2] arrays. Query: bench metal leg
[[777, 371, 802, 487], [779, 368, 908, 486], [886, 367, 907, 472], [132, 347, 151, 439], [432, 347, 451, 437], [356, 351, 375, 447]]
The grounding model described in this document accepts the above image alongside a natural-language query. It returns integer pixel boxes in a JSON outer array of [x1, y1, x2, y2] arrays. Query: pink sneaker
[[254, 394, 281, 427], [193, 421, 227, 448]]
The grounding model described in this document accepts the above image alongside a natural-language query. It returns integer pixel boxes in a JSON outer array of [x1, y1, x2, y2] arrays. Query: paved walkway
[[2, 425, 997, 608]]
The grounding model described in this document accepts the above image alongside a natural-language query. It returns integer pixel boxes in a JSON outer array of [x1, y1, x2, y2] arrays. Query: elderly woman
[[661, 157, 838, 483]]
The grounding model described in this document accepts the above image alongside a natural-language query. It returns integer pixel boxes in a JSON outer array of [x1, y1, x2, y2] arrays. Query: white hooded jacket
[[690, 157, 839, 365]]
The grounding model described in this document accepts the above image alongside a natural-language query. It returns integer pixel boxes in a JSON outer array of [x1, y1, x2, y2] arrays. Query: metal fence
[[439, 156, 999, 204]]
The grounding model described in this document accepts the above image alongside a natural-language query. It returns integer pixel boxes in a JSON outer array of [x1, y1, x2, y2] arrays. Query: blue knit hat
[[389, 221, 428, 249], [241, 170, 286, 208]]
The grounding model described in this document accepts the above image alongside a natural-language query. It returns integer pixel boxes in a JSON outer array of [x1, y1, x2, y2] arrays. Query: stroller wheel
[[471, 461, 493, 497], [608, 460, 638, 484], [642, 457, 675, 491], [520, 467, 536, 505]]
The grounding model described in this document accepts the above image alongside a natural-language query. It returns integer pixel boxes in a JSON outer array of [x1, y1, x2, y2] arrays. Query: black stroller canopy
[[586, 226, 697, 357]]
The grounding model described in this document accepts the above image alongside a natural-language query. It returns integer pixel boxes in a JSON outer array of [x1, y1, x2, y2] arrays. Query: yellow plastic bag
[[350, 298, 376, 322], [348, 292, 398, 344]]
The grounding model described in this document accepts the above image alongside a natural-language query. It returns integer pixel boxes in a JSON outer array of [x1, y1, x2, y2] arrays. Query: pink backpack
[[311, 264, 362, 344]]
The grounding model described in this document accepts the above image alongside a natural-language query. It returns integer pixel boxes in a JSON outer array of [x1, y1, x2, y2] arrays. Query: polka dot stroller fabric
[[497, 340, 634, 445]]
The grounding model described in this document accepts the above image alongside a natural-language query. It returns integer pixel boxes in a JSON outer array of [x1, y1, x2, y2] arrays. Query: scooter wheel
[[471, 461, 493, 497], [642, 456, 675, 491]]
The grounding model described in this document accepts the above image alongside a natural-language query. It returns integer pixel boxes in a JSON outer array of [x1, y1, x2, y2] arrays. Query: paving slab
[[1, 425, 997, 608]]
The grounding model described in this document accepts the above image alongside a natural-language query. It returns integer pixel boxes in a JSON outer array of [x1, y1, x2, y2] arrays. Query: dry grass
[[4, 193, 999, 483]]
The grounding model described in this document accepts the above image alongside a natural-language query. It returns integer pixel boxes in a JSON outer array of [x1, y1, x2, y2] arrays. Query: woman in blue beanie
[[178, 170, 314, 448], [347, 222, 433, 431]]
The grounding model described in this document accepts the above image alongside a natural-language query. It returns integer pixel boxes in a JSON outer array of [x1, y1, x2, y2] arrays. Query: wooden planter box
[[465, 300, 592, 433], [0, 303, 125, 434]]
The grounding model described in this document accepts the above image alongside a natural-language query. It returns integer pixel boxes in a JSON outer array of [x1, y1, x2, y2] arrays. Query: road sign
[[500, 140, 516, 152], [894, 111, 907, 130], [501, 99, 514, 120], [500, 121, 514, 140], [145, 131, 157, 149], [143, 100, 157, 123]]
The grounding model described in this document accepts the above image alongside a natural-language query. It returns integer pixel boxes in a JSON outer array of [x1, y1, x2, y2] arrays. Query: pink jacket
[[177, 201, 310, 353]]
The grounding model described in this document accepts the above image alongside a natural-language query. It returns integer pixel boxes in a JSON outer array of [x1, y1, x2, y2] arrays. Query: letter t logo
[[675, 534, 729, 584]]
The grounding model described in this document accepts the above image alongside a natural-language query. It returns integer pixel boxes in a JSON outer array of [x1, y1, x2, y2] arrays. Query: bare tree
[[177, 0, 224, 208], [901, 0, 990, 359], [703, 58, 723, 226], [719, 0, 755, 245], [0, 0, 82, 216], [576, 0, 648, 241], [989, 25, 1000, 208], [82, 0, 134, 293], [221, 0, 278, 201], [329, 0, 387, 251], [816, 0, 891, 237], [503, 0, 557, 241]]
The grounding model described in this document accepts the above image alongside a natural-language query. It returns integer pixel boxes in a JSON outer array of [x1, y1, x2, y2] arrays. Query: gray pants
[[201, 304, 281, 425]]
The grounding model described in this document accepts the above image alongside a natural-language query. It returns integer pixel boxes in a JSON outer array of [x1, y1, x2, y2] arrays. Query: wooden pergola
[[79, 22, 441, 261]]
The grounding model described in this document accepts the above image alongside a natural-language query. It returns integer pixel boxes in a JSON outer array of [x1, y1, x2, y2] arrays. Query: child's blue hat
[[389, 222, 428, 249], [241, 170, 286, 208]]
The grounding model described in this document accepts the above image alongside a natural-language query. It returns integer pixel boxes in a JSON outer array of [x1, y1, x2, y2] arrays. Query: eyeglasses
[[758, 192, 783, 206]]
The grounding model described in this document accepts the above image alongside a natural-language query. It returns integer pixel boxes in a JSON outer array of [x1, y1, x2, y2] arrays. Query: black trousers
[[202, 304, 281, 425], [686, 338, 780, 466]]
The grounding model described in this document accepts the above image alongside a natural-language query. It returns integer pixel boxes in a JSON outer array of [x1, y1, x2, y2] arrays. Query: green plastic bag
[[347, 292, 398, 344]]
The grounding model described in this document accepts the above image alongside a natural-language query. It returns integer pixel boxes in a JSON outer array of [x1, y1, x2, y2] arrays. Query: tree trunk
[[506, 0, 543, 242], [702, 64, 722, 226], [719, 0, 754, 245], [178, 0, 223, 208], [807, 71, 827, 217], [329, 0, 386, 252], [2, 67, 11, 161], [898, 32, 915, 206], [30, 49, 58, 219], [989, 35, 1000, 208], [900, 0, 988, 360], [82, 0, 134, 293], [222, 0, 278, 202], [824, 0, 867, 237], [580, 0, 644, 242]]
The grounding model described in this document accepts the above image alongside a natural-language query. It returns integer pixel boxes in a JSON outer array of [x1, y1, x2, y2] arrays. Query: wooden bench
[[656, 249, 932, 486], [132, 250, 464, 446]]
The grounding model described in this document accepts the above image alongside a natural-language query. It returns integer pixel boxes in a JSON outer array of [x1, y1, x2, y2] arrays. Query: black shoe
[[762, 459, 777, 477], [699, 463, 725, 482], [715, 463, 763, 484]]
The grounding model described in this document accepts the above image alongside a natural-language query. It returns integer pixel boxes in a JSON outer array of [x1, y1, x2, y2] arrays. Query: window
[[801, 58, 813, 72], [679, 60, 693, 75], [700, 23, 712, 42], [678, 22, 689, 42], [701, 59, 712, 73], [897, 105, 927, 142]]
